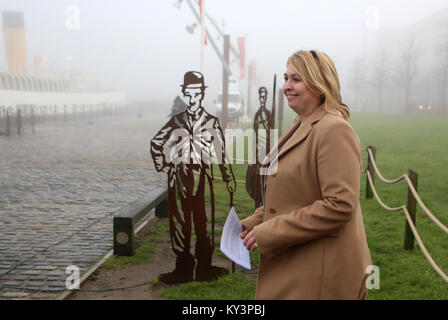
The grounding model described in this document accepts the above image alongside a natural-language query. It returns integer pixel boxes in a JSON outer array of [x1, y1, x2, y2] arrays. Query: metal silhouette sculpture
[[246, 76, 276, 208], [151, 71, 236, 283]]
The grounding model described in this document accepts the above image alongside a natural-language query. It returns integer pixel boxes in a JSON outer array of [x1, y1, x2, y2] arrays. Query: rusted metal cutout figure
[[246, 76, 276, 208], [151, 71, 236, 283]]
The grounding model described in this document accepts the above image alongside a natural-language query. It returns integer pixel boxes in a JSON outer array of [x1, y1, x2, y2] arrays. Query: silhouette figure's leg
[[193, 175, 228, 281], [158, 183, 195, 284]]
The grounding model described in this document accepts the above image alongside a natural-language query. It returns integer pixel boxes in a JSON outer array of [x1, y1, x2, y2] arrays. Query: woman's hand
[[240, 225, 249, 239], [240, 225, 258, 252]]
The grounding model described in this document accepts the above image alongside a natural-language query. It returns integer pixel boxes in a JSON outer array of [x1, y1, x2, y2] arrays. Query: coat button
[[269, 208, 276, 214]]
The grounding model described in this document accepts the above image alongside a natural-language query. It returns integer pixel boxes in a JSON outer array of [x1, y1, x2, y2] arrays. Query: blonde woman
[[240, 50, 372, 300]]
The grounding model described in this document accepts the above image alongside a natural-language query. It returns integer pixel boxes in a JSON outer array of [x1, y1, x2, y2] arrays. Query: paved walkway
[[0, 113, 167, 299]]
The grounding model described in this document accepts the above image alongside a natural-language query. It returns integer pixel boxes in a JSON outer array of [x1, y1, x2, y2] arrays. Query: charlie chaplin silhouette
[[246, 87, 271, 208], [151, 71, 236, 283]]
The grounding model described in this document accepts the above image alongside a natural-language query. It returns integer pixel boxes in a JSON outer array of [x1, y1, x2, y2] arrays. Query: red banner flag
[[199, 0, 207, 45], [237, 37, 246, 78]]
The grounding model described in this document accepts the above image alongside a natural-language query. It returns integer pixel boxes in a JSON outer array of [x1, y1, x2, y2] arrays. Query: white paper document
[[220, 207, 251, 270]]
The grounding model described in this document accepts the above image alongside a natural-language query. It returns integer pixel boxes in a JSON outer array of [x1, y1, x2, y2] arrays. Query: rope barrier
[[366, 171, 403, 212], [402, 206, 448, 283], [367, 148, 405, 184], [366, 148, 448, 235], [364, 147, 448, 284], [366, 170, 448, 284]]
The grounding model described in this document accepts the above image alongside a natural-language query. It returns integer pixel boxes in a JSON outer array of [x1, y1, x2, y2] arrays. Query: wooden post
[[278, 88, 284, 136], [221, 34, 230, 129], [31, 107, 35, 134], [6, 110, 10, 137], [17, 109, 22, 136], [404, 169, 418, 250], [365, 146, 376, 199]]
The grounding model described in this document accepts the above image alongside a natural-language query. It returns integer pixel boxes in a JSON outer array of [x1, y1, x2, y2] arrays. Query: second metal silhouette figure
[[246, 87, 272, 208]]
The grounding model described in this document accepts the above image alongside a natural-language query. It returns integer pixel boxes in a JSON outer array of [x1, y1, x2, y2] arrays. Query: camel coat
[[241, 106, 372, 300]]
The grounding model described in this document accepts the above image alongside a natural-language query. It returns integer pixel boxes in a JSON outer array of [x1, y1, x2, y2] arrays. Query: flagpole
[[245, 33, 249, 115], [185, 0, 232, 76], [200, 0, 205, 73]]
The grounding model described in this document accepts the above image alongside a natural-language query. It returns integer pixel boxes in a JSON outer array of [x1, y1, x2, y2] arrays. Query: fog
[[0, 0, 447, 115]]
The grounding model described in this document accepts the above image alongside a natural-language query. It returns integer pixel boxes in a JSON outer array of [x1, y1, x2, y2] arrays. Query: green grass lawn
[[352, 112, 448, 299], [159, 271, 256, 300], [159, 111, 448, 299]]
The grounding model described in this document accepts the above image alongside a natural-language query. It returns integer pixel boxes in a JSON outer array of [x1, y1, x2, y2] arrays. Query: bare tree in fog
[[442, 41, 448, 115], [372, 47, 388, 113], [350, 59, 363, 111], [401, 37, 419, 114]]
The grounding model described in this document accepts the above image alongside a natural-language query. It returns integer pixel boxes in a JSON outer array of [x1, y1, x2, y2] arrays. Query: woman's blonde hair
[[287, 50, 350, 120]]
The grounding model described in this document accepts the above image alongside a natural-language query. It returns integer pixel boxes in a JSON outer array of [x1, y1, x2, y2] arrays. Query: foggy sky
[[0, 0, 447, 107]]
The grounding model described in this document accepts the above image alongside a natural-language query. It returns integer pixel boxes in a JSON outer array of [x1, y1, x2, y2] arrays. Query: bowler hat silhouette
[[181, 71, 207, 90]]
